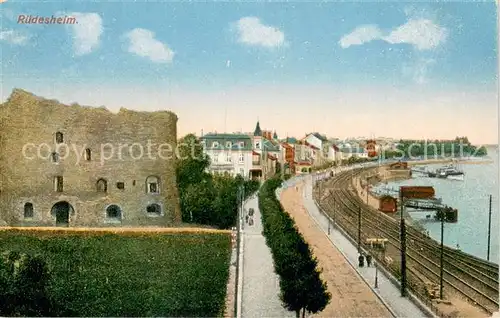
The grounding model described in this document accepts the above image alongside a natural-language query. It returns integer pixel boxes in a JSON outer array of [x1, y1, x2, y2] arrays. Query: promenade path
[[240, 195, 294, 318], [279, 178, 396, 318], [306, 166, 488, 318]]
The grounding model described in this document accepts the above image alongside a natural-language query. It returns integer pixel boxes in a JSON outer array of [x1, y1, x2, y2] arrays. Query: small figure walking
[[358, 253, 365, 267], [366, 254, 372, 267]]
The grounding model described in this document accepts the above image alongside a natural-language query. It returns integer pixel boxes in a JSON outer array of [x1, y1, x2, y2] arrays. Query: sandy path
[[280, 184, 393, 317]]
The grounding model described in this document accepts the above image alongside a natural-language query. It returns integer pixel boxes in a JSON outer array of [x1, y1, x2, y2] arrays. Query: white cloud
[[339, 25, 383, 49], [384, 19, 448, 50], [123, 28, 174, 63], [62, 12, 103, 56], [0, 30, 29, 45], [234, 17, 285, 48], [339, 18, 447, 51]]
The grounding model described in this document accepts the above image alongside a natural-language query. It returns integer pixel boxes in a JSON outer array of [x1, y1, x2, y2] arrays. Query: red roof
[[281, 142, 293, 149], [304, 141, 319, 150], [252, 150, 260, 155], [268, 154, 277, 160], [331, 145, 340, 151]]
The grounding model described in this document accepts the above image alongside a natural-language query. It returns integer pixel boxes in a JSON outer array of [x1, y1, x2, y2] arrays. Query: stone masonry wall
[[0, 89, 181, 227]]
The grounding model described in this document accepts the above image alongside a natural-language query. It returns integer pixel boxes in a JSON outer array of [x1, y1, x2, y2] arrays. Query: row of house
[[200, 121, 376, 180], [200, 121, 281, 180]]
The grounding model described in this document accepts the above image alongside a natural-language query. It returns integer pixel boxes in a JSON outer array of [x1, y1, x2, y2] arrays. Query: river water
[[373, 146, 499, 264]]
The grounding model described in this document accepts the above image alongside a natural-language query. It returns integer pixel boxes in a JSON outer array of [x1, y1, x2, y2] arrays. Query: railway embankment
[[351, 165, 424, 230], [313, 166, 499, 318]]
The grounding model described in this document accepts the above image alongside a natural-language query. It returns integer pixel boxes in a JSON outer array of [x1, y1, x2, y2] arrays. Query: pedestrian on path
[[366, 254, 372, 267], [358, 253, 365, 267]]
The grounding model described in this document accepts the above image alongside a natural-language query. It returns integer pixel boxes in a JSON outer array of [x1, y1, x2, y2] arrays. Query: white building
[[327, 144, 341, 162], [200, 133, 253, 178], [304, 133, 328, 150], [200, 123, 283, 180]]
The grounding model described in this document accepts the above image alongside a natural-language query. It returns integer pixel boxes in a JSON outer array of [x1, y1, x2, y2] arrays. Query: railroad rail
[[313, 167, 499, 316]]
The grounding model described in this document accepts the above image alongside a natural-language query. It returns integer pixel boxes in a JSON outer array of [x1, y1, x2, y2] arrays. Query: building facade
[[200, 121, 282, 181], [0, 89, 181, 227], [200, 133, 253, 178]]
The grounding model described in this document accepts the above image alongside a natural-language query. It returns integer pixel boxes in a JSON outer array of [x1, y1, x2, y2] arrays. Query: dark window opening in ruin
[[24, 203, 33, 218], [106, 205, 122, 219], [146, 204, 161, 215], [116, 182, 125, 190], [51, 201, 72, 227], [97, 179, 107, 192], [85, 148, 91, 161], [54, 176, 63, 192], [132, 180, 136, 186], [146, 176, 159, 194], [51, 152, 59, 163], [55, 132, 63, 144]]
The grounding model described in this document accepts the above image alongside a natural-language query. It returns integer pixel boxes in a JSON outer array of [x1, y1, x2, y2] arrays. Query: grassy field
[[0, 229, 231, 317]]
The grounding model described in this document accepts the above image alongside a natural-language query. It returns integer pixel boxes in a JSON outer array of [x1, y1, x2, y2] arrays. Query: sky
[[1, 1, 498, 144]]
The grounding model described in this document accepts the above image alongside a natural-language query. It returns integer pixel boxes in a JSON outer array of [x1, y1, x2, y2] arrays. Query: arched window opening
[[24, 203, 33, 218], [55, 132, 64, 144], [51, 152, 59, 163], [85, 148, 91, 161], [97, 179, 107, 192], [106, 205, 122, 219], [146, 204, 161, 215], [146, 176, 159, 194]]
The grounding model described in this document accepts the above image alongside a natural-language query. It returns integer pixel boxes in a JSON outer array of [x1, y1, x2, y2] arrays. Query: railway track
[[314, 167, 499, 315]]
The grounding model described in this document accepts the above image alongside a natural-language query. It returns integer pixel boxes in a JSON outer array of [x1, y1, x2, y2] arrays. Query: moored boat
[[435, 164, 465, 180]]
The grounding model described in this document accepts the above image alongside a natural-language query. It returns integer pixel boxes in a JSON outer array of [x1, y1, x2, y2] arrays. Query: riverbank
[[353, 168, 426, 232], [359, 158, 496, 236]]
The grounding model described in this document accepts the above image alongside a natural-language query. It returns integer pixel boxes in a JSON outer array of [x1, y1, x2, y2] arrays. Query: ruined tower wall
[[0, 89, 181, 226]]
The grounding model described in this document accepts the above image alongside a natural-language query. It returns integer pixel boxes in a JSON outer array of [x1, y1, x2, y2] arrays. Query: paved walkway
[[240, 195, 294, 318], [296, 173, 430, 318]]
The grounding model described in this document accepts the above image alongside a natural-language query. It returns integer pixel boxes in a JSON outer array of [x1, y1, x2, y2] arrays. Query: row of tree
[[176, 134, 260, 229], [258, 178, 331, 318], [393, 139, 487, 158]]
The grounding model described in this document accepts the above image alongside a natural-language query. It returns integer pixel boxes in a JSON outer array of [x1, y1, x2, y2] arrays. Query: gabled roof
[[282, 137, 297, 144], [201, 134, 253, 151], [201, 133, 252, 140], [263, 139, 280, 152], [306, 132, 328, 142], [304, 141, 319, 150], [331, 144, 340, 151]]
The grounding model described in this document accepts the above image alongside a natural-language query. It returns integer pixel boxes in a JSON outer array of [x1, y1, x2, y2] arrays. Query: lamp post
[[487, 194, 493, 261], [399, 189, 407, 297], [375, 261, 379, 288], [439, 208, 445, 300], [333, 193, 336, 228], [366, 178, 369, 205], [358, 205, 362, 253]]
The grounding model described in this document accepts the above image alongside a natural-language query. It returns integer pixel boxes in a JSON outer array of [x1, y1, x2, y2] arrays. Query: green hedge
[[0, 231, 231, 317], [258, 178, 331, 318]]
